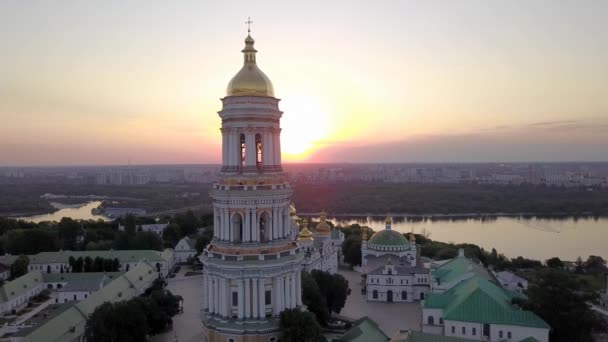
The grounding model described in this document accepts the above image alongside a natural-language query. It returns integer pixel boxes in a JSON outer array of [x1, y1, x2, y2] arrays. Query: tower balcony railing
[[203, 240, 300, 262], [212, 183, 290, 191]]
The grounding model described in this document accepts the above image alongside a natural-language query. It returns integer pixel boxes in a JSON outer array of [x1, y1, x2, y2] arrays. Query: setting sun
[[280, 94, 331, 160]]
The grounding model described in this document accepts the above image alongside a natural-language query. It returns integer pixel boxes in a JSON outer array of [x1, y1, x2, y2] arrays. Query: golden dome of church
[[315, 211, 331, 235], [226, 34, 274, 97]]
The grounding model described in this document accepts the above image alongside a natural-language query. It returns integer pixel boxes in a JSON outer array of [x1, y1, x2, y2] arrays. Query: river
[[326, 216, 608, 261], [17, 204, 607, 261], [17, 201, 110, 223]]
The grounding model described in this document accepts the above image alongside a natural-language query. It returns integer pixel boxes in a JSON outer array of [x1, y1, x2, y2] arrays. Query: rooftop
[[423, 276, 548, 329]]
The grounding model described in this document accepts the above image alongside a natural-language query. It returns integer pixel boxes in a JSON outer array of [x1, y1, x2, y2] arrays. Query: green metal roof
[[0, 271, 43, 303], [519, 338, 541, 342], [431, 255, 491, 284], [338, 317, 389, 342], [21, 262, 158, 342], [423, 276, 549, 329], [368, 230, 409, 247], [28, 249, 173, 265]]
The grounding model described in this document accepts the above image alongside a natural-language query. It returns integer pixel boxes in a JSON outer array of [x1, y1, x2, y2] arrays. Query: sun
[[280, 95, 330, 161]]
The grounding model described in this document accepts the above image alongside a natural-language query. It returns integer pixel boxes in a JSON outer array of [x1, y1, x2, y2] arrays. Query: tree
[[546, 257, 564, 268], [195, 228, 213, 254], [11, 255, 29, 278], [301, 271, 329, 325], [310, 270, 351, 315], [162, 223, 182, 247], [583, 255, 607, 274], [84, 256, 93, 272], [514, 269, 605, 342], [342, 235, 362, 267], [133, 231, 163, 250], [278, 309, 326, 342], [57, 217, 81, 250], [73, 257, 84, 273], [84, 301, 149, 342], [124, 214, 137, 236]]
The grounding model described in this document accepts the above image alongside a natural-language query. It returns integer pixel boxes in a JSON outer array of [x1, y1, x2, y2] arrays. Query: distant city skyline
[[1, 1, 607, 166]]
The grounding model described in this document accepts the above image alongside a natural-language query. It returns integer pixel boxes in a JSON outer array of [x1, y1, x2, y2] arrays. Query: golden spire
[[361, 230, 368, 241], [409, 227, 416, 242]]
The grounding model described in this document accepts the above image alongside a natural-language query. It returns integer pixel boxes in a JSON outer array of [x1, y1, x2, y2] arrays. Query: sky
[[1, 1, 607, 166]]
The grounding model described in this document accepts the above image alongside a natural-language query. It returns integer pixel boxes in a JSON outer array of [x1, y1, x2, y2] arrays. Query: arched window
[[232, 213, 243, 243], [402, 291, 407, 300], [240, 134, 246, 170], [259, 212, 271, 242], [372, 290, 378, 299], [255, 133, 262, 170], [428, 316, 434, 325]]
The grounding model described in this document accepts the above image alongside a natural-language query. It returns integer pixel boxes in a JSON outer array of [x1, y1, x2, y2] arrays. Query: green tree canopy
[[11, 255, 29, 278], [301, 271, 329, 325], [278, 308, 326, 342], [310, 270, 351, 315], [84, 301, 148, 342], [546, 257, 564, 268], [514, 269, 605, 342]]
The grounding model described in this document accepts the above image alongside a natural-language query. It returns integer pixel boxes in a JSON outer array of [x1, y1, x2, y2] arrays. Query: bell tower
[[200, 24, 303, 342]]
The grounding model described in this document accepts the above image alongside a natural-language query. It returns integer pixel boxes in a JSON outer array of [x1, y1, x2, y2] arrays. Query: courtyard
[[151, 267, 205, 342], [339, 268, 422, 336], [151, 267, 422, 341]]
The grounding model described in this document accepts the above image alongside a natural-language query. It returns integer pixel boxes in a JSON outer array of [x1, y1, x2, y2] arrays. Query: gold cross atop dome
[[245, 17, 253, 33]]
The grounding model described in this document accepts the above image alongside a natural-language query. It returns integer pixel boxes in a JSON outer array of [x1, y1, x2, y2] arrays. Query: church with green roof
[[422, 250, 550, 342]]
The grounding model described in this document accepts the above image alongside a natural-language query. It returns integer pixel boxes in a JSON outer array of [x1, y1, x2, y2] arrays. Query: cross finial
[[245, 17, 253, 34]]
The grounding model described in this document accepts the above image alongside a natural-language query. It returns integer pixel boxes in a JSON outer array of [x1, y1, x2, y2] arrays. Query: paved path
[[151, 269, 205, 342], [339, 268, 422, 337]]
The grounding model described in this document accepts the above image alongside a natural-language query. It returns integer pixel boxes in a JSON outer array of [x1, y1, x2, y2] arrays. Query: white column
[[219, 278, 226, 317], [222, 131, 227, 166], [244, 133, 255, 168], [296, 271, 302, 306], [214, 277, 219, 315], [224, 209, 229, 241], [282, 275, 289, 310], [274, 131, 281, 166], [237, 279, 244, 319], [273, 278, 279, 315], [291, 272, 297, 308], [231, 133, 240, 168], [209, 276, 213, 314], [258, 278, 265, 318], [244, 208, 250, 242], [253, 210, 259, 242], [202, 274, 208, 311], [277, 276, 285, 313], [244, 278, 251, 319], [271, 207, 277, 240], [252, 278, 259, 319]]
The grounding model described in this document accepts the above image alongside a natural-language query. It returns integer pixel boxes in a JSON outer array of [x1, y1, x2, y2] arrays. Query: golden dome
[[385, 216, 393, 224], [289, 203, 297, 216], [226, 34, 274, 97], [315, 211, 331, 235], [298, 227, 314, 242]]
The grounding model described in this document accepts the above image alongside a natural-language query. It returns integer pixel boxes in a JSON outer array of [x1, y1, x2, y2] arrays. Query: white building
[[118, 223, 168, 236], [495, 271, 528, 294], [0, 272, 45, 314], [361, 217, 418, 269], [297, 212, 339, 274], [13, 262, 158, 342], [361, 218, 430, 302], [199, 29, 304, 342], [175, 236, 198, 263], [27, 249, 175, 277], [366, 257, 430, 302], [422, 252, 550, 342]]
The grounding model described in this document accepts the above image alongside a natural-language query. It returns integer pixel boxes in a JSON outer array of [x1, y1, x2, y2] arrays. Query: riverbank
[[298, 212, 608, 220]]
